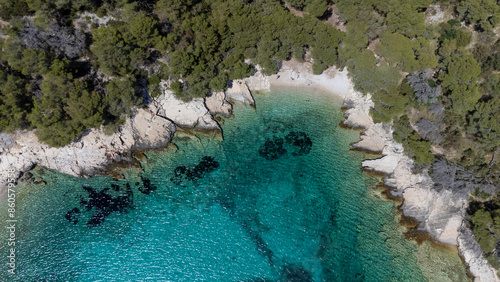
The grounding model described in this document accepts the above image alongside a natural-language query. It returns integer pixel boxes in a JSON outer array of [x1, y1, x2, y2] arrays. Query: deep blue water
[[0, 88, 426, 281]]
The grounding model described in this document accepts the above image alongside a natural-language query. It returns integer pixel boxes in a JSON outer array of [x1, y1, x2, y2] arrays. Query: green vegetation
[[393, 115, 435, 166], [468, 197, 500, 269]]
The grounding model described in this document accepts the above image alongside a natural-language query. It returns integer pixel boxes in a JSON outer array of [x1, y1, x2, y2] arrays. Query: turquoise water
[[0, 88, 426, 281]]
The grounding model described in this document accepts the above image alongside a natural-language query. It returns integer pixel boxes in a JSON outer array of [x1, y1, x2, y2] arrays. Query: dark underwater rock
[[259, 137, 287, 160], [65, 207, 80, 224], [138, 177, 157, 194], [68, 184, 134, 227], [170, 156, 219, 184], [285, 131, 312, 156], [111, 183, 120, 191]]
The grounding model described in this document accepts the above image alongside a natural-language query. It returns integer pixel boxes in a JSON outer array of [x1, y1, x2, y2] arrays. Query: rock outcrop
[[225, 79, 255, 106], [0, 76, 261, 195], [0, 108, 175, 188], [343, 83, 499, 280], [205, 91, 232, 118], [357, 120, 472, 245], [155, 82, 221, 131], [458, 224, 500, 281], [0, 80, 225, 191], [350, 123, 387, 153], [244, 65, 271, 92], [341, 91, 374, 129]]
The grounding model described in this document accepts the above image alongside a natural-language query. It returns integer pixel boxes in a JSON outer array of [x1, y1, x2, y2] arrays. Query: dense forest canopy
[[0, 0, 499, 267]]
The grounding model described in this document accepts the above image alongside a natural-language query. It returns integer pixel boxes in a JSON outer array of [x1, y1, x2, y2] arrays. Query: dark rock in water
[[285, 131, 312, 156], [259, 137, 287, 160], [87, 211, 105, 227], [79, 197, 87, 206], [281, 264, 313, 282], [139, 177, 157, 194], [191, 156, 219, 179], [19, 171, 34, 182], [69, 185, 134, 227], [170, 165, 186, 185], [170, 157, 220, 184], [111, 183, 120, 191], [65, 208, 80, 224], [174, 166, 187, 175]]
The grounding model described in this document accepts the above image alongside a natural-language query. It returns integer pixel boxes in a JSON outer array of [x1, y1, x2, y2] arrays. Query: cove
[[0, 87, 427, 281]]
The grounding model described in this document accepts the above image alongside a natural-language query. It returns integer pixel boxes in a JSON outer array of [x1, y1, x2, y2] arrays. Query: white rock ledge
[[155, 82, 220, 131]]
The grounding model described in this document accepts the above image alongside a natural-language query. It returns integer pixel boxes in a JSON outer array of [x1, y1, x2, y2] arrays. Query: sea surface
[[0, 88, 467, 281]]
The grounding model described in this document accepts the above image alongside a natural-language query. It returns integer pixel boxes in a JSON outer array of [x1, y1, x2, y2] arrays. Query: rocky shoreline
[[340, 78, 499, 281], [0, 60, 497, 280], [0, 78, 256, 197]]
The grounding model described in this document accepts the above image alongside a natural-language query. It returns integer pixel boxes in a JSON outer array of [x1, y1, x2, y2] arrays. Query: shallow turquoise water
[[0, 88, 426, 281]]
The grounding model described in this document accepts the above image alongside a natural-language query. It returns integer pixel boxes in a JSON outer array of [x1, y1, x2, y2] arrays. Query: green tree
[[348, 50, 402, 94], [229, 61, 253, 80], [371, 83, 411, 123], [439, 54, 482, 115], [376, 32, 418, 72], [457, 0, 500, 30], [28, 60, 83, 146], [305, 0, 328, 18], [468, 95, 500, 151], [393, 115, 434, 165], [414, 37, 439, 69], [105, 76, 141, 120], [385, 3, 426, 38], [6, 46, 50, 76], [0, 74, 32, 131], [65, 83, 104, 129], [91, 26, 142, 76]]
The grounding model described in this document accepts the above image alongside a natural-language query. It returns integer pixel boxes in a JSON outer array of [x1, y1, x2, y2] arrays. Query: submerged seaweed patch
[[66, 183, 134, 227], [285, 131, 312, 156], [138, 177, 157, 194], [65, 207, 80, 225], [170, 156, 220, 184], [259, 131, 312, 160], [259, 137, 287, 160]]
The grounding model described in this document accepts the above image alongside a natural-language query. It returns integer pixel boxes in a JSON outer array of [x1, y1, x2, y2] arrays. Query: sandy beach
[[269, 60, 351, 99]]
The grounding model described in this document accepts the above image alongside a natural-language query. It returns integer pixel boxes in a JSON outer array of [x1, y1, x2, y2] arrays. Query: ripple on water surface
[[1, 87, 460, 281]]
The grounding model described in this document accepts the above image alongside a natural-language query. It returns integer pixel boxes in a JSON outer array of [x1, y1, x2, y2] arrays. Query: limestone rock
[[244, 65, 271, 92], [155, 82, 220, 131], [205, 92, 232, 117], [0, 108, 175, 192], [458, 225, 500, 281], [352, 123, 387, 153], [341, 91, 374, 129], [131, 109, 176, 150], [0, 133, 15, 149], [225, 80, 255, 105]]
